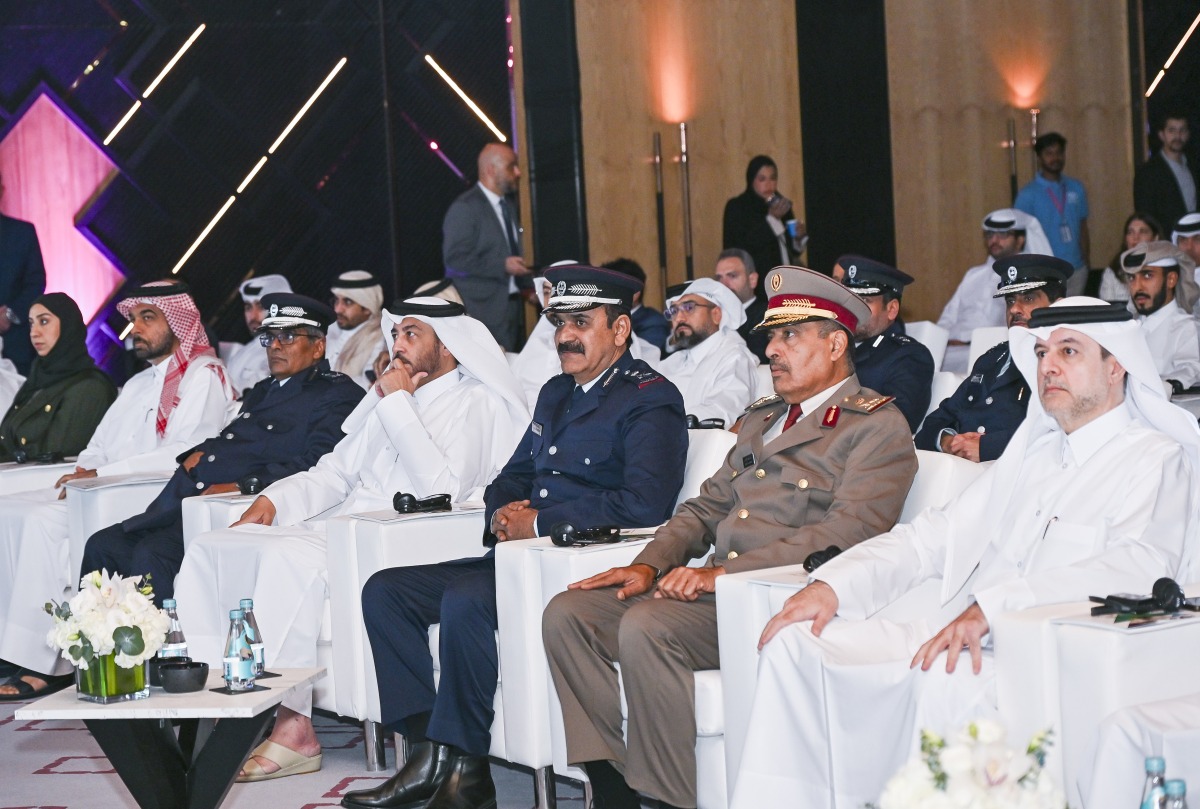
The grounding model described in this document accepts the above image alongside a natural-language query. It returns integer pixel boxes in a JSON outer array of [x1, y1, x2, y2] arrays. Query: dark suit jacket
[[1134, 151, 1199, 232], [0, 215, 47, 374], [124, 359, 363, 531], [443, 184, 522, 350], [722, 190, 798, 297], [737, 294, 769, 363]]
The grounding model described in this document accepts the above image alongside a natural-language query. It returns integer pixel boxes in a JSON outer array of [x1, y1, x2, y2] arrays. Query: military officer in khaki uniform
[[541, 266, 919, 809]]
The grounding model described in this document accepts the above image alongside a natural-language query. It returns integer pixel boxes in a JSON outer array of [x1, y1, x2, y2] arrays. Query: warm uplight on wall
[[104, 23, 206, 145], [424, 54, 508, 142], [1146, 10, 1200, 97], [645, 0, 694, 122], [169, 57, 348, 275]]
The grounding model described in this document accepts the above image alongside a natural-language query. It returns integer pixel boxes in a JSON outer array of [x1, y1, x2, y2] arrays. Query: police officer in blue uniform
[[80, 293, 363, 603], [916, 254, 1071, 461], [833, 255, 934, 431], [342, 264, 688, 809]]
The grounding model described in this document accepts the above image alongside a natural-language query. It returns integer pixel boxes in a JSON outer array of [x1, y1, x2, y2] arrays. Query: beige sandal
[[236, 739, 322, 782]]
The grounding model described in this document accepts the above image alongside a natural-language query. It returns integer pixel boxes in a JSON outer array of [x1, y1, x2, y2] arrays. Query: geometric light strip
[[424, 54, 508, 142], [169, 57, 348, 275], [104, 23, 206, 145], [1146, 11, 1200, 97]]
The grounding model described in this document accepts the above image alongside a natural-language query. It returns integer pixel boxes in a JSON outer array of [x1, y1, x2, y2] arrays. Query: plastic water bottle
[[240, 598, 265, 676], [1165, 780, 1188, 809], [159, 599, 189, 658], [1142, 757, 1167, 809], [222, 609, 256, 691]]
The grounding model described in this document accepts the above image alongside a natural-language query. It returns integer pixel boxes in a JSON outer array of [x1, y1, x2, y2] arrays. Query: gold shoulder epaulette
[[840, 394, 895, 414], [745, 394, 781, 411]]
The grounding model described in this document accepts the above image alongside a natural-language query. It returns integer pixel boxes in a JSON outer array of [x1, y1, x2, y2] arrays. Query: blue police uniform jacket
[[484, 348, 688, 540], [124, 358, 363, 530], [630, 305, 670, 351], [915, 341, 1028, 462], [853, 320, 934, 432]]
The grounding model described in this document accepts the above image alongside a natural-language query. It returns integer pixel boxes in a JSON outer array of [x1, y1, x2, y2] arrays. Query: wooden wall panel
[[572, 0, 805, 307], [886, 0, 1132, 322]]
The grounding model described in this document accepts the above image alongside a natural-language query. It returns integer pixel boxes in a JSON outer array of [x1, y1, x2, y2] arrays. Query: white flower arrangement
[[877, 721, 1065, 809], [44, 570, 170, 670]]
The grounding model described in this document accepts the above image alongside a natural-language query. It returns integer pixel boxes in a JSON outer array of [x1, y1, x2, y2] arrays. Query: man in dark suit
[[1135, 113, 1199, 231], [916, 255, 1070, 461], [80, 293, 363, 603], [833, 255, 934, 431], [443, 143, 531, 351], [0, 173, 47, 374], [713, 248, 769, 363], [341, 264, 688, 809]]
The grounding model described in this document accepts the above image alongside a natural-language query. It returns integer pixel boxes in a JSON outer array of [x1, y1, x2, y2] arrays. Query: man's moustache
[[557, 342, 585, 355]]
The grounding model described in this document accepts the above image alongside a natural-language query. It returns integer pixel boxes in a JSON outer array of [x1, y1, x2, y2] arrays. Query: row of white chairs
[[11, 425, 1190, 808]]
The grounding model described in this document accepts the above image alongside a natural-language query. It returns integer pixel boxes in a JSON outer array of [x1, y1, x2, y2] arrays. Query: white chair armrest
[[993, 597, 1200, 808], [327, 509, 489, 722], [0, 460, 75, 496], [180, 492, 256, 548], [65, 473, 172, 581]]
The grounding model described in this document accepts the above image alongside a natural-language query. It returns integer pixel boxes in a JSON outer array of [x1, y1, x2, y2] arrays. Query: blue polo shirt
[[1015, 172, 1090, 268]]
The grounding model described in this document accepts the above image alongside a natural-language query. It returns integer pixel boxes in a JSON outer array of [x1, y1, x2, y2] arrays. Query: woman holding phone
[[722, 155, 807, 294]]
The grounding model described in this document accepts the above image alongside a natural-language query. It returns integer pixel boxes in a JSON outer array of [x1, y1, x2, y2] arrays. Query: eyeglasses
[[257, 330, 309, 346], [664, 300, 717, 319]]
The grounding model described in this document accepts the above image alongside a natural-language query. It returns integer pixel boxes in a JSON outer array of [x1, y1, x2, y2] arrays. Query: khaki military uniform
[[542, 374, 917, 807]]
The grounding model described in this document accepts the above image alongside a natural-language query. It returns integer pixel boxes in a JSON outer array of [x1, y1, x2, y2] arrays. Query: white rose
[[941, 745, 974, 777], [972, 719, 1005, 746]]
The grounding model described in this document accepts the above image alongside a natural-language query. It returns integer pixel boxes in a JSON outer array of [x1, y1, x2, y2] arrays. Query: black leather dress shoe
[[423, 754, 496, 809], [341, 741, 453, 808]]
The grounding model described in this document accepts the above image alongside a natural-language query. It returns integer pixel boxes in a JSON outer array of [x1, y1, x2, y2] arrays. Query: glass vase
[[75, 654, 150, 704]]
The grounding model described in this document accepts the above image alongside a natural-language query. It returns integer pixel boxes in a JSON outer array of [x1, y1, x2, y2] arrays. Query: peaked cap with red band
[[752, 265, 871, 336]]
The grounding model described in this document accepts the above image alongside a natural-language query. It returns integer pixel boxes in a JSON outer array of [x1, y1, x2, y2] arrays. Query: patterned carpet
[[0, 697, 587, 809]]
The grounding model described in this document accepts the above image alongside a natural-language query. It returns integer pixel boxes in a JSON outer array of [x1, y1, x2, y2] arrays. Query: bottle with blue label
[[158, 598, 188, 659], [1142, 757, 1167, 809], [222, 609, 256, 691], [1165, 780, 1188, 809], [240, 598, 265, 676]]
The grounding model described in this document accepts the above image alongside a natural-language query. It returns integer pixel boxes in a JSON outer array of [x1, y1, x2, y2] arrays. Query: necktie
[[782, 403, 803, 431], [568, 385, 584, 413], [263, 379, 281, 402], [499, 198, 520, 256]]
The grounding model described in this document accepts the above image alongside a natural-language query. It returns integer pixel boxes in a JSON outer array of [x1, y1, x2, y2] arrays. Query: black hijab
[[739, 155, 778, 212], [16, 293, 96, 404]]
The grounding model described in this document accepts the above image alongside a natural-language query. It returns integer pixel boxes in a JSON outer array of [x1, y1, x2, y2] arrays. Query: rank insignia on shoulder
[[846, 395, 895, 413], [821, 405, 840, 428], [745, 394, 780, 411], [623, 367, 663, 389]]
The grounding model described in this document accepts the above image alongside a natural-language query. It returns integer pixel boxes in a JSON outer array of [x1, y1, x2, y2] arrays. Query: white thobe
[[511, 316, 662, 408], [173, 368, 526, 714], [937, 259, 1006, 373], [655, 328, 759, 426], [730, 404, 1191, 809], [1136, 299, 1200, 390], [223, 339, 269, 393], [325, 321, 385, 390], [0, 355, 236, 675]]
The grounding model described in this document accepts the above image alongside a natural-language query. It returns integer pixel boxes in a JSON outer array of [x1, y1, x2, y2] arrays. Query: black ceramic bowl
[[150, 656, 192, 687], [159, 661, 209, 693]]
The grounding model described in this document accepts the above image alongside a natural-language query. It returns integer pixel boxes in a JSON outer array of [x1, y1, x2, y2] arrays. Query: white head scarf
[[331, 270, 384, 315], [983, 208, 1053, 257], [239, 274, 291, 302], [1171, 212, 1200, 245], [1009, 297, 1200, 576], [379, 297, 529, 431], [666, 277, 746, 331]]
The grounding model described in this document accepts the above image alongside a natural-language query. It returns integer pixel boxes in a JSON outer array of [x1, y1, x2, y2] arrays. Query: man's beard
[[673, 324, 712, 350], [1132, 285, 1168, 315], [132, 333, 174, 361]]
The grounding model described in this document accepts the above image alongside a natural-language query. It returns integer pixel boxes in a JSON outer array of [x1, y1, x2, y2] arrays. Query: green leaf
[[113, 626, 145, 656], [68, 644, 82, 660]]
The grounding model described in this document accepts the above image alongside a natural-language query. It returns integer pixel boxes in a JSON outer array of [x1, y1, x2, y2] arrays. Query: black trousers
[[81, 509, 185, 606], [361, 555, 497, 756]]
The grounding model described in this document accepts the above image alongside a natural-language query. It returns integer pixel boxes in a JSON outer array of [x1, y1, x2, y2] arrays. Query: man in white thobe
[[656, 277, 759, 427], [938, 209, 1052, 372], [172, 297, 529, 780], [729, 297, 1200, 809], [0, 280, 236, 699], [325, 269, 386, 389], [1122, 240, 1200, 393], [512, 272, 662, 408], [222, 274, 292, 394]]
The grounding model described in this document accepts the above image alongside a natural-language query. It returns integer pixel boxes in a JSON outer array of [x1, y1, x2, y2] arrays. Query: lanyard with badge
[[1044, 183, 1072, 244]]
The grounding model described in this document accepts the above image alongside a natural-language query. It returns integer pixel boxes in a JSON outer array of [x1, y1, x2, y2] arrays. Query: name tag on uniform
[[971, 374, 983, 383], [532, 422, 543, 436], [742, 454, 755, 469]]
